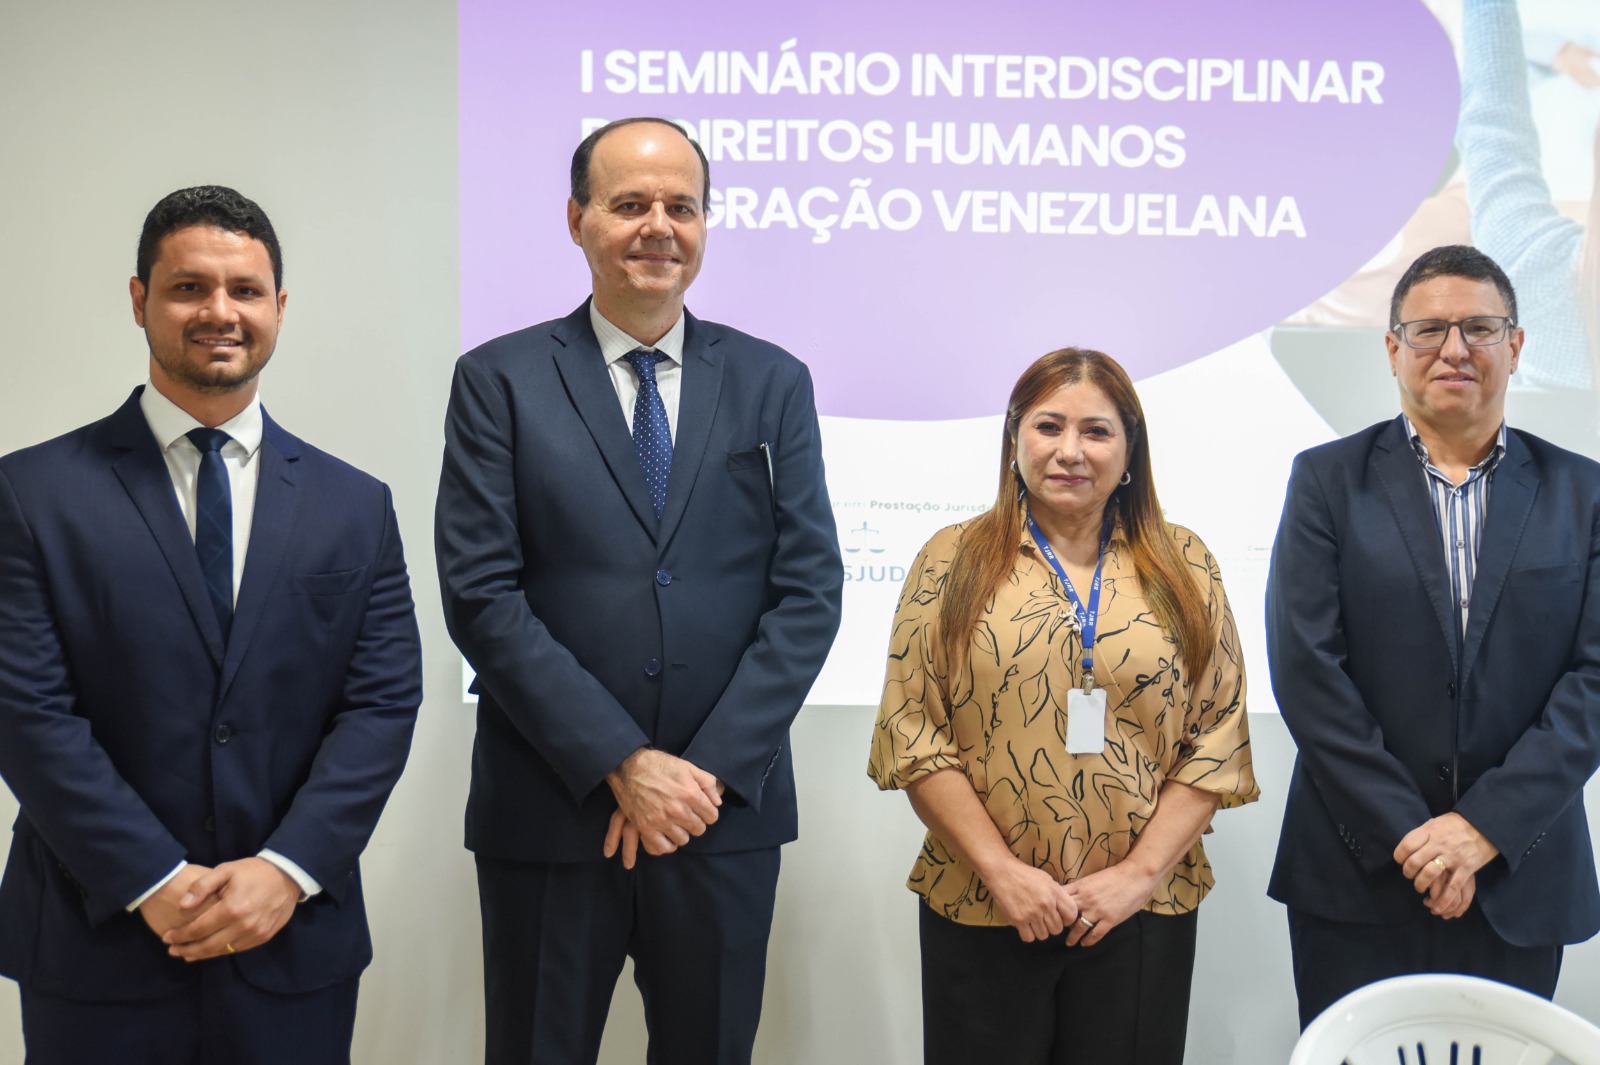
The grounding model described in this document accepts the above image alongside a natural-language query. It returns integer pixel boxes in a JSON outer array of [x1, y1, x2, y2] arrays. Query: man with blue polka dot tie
[[624, 348, 672, 517], [438, 117, 844, 1065]]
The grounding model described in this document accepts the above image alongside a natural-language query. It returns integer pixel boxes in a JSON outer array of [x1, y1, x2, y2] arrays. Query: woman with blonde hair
[[869, 348, 1257, 1065]]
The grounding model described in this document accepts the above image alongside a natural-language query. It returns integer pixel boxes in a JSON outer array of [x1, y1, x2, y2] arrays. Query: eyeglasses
[[1391, 316, 1516, 349]]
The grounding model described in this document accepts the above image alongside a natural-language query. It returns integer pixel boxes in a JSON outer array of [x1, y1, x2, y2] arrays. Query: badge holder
[[1029, 510, 1111, 756]]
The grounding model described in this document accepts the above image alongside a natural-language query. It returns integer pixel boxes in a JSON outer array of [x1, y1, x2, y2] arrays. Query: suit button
[[1437, 765, 1452, 781], [1447, 682, 1457, 699], [655, 569, 672, 586], [645, 658, 661, 677], [214, 724, 232, 744], [204, 815, 216, 833]]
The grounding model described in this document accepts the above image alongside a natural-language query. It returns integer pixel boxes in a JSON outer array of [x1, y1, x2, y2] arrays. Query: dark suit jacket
[[436, 302, 843, 861], [1266, 417, 1600, 947], [0, 388, 422, 1000]]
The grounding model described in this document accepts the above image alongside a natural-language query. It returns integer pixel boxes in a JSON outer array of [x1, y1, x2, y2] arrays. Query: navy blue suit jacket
[[1267, 417, 1600, 946], [436, 303, 843, 861], [0, 389, 422, 1000]]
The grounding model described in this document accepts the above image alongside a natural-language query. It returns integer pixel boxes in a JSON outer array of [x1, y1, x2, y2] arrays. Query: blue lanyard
[[1026, 510, 1111, 693]]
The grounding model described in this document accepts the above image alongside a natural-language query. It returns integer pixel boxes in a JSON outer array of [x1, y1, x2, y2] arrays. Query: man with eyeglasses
[[1266, 244, 1600, 1027]]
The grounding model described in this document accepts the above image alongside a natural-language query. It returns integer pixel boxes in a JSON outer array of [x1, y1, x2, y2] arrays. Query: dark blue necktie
[[624, 350, 673, 517], [187, 428, 234, 638]]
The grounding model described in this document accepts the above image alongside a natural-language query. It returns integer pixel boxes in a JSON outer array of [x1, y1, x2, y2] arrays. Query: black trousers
[[477, 847, 781, 1065], [1287, 906, 1563, 1029], [19, 966, 359, 1065], [918, 903, 1198, 1065]]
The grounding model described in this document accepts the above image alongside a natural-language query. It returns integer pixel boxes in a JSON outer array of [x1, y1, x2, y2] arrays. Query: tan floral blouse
[[868, 515, 1258, 926]]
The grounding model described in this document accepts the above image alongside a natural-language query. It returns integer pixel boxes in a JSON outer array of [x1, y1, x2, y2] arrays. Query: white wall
[[2, 3, 1599, 1063]]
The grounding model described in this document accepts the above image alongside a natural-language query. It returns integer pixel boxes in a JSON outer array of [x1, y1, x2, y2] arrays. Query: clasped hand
[[138, 858, 302, 961], [987, 860, 1079, 943], [604, 748, 723, 868], [1393, 812, 1498, 920], [988, 860, 1162, 948], [1063, 864, 1161, 948]]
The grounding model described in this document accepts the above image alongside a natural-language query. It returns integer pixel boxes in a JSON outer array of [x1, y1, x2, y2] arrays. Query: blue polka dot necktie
[[186, 427, 234, 639], [624, 349, 673, 518]]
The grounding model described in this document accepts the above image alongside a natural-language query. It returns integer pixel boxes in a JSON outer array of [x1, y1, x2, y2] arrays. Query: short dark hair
[[1389, 244, 1517, 327], [570, 118, 711, 209], [136, 186, 283, 291]]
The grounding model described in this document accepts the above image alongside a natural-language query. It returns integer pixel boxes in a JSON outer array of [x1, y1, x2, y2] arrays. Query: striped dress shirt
[[1403, 415, 1508, 636]]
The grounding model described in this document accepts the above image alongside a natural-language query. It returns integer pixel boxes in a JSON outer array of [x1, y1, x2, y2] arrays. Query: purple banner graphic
[[461, 1, 1457, 419]]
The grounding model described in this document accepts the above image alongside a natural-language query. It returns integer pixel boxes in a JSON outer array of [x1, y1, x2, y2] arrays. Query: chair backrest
[[1289, 973, 1600, 1065]]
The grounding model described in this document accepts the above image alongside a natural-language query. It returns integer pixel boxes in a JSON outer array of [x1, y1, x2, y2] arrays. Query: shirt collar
[[1402, 414, 1506, 476], [139, 381, 264, 458], [589, 303, 685, 368]]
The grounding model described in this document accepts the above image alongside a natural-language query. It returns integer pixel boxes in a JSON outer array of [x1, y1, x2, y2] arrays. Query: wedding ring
[[1432, 857, 1448, 873]]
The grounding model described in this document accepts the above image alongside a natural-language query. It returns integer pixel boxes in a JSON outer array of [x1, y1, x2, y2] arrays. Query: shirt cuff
[[258, 850, 322, 901], [126, 861, 188, 912]]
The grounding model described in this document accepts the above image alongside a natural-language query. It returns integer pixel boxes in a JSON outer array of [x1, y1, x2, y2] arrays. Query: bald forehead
[[592, 119, 693, 154], [589, 123, 706, 203]]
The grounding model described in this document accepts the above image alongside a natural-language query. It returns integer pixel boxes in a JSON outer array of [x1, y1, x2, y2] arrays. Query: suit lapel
[[658, 311, 723, 548], [1460, 433, 1536, 681], [551, 305, 659, 537], [107, 390, 226, 666], [219, 413, 301, 701], [1372, 417, 1459, 673]]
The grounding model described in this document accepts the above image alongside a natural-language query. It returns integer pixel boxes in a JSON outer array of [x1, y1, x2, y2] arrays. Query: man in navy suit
[[0, 186, 423, 1063], [436, 118, 843, 1065], [1267, 245, 1600, 1027]]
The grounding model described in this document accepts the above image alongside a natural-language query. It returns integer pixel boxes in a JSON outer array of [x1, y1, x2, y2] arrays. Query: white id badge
[[1066, 687, 1107, 754]]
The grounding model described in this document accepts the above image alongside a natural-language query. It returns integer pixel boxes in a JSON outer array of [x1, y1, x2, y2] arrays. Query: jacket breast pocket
[[1508, 561, 1583, 587], [725, 447, 777, 530], [727, 447, 768, 473], [295, 566, 370, 597], [292, 567, 372, 635], [1502, 560, 1585, 643]]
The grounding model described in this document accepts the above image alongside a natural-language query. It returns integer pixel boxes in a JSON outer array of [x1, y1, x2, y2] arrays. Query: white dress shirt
[[126, 383, 321, 910], [590, 303, 684, 441]]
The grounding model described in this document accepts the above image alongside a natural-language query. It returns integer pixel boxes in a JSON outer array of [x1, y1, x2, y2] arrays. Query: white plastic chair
[[1289, 973, 1600, 1065]]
